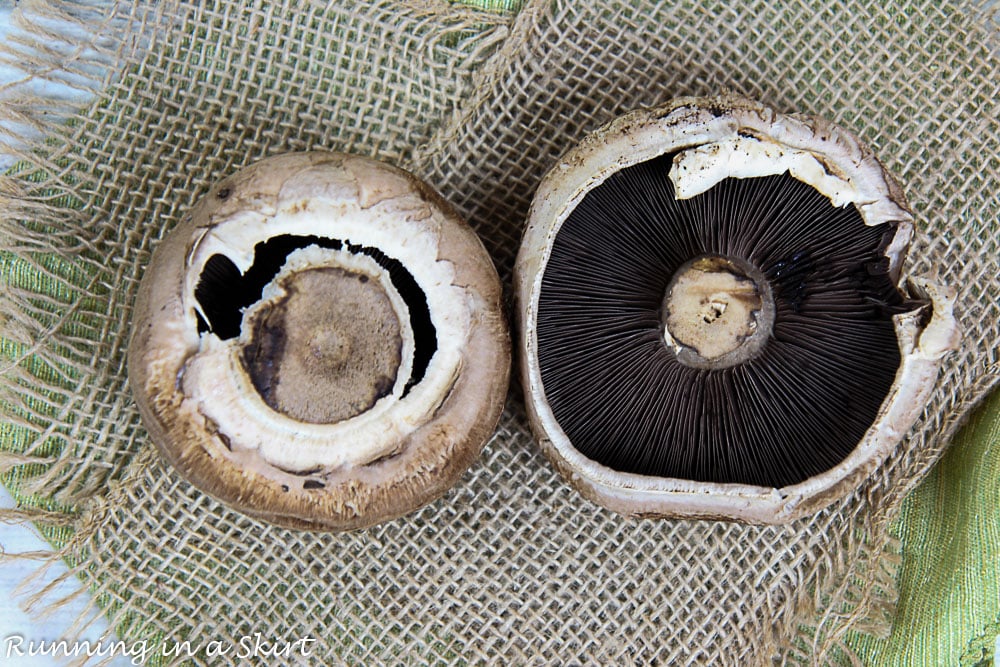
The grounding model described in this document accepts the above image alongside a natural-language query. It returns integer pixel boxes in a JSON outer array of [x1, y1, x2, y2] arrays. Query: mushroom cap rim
[[514, 95, 958, 524], [128, 151, 511, 531]]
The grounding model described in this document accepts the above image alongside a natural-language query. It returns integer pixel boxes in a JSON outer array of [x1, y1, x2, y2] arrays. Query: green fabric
[[847, 388, 1000, 666], [0, 163, 97, 550]]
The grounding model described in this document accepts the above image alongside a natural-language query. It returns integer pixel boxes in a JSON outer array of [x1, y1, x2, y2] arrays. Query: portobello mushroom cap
[[129, 152, 510, 531], [515, 95, 958, 524]]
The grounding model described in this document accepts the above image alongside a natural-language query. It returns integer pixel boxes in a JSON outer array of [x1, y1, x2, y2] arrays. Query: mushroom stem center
[[662, 255, 774, 369], [240, 253, 408, 425]]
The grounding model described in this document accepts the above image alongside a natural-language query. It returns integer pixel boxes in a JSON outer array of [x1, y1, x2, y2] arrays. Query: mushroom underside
[[536, 152, 914, 489]]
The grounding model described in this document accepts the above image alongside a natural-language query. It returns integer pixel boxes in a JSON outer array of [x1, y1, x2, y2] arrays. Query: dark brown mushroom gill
[[535, 152, 918, 489]]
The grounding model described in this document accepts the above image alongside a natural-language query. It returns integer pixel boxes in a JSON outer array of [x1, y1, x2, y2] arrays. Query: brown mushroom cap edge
[[129, 152, 510, 531]]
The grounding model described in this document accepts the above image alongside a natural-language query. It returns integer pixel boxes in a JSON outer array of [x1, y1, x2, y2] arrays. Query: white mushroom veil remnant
[[516, 94, 959, 524], [128, 152, 510, 531]]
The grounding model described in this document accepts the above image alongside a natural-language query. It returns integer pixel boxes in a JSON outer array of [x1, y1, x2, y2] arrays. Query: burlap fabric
[[1, 0, 997, 664]]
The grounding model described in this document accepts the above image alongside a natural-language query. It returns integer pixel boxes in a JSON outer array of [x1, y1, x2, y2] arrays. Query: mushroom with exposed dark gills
[[128, 152, 510, 531], [515, 95, 959, 523]]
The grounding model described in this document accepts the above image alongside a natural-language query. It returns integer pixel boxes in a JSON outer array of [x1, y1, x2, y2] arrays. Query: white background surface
[[0, 489, 131, 666]]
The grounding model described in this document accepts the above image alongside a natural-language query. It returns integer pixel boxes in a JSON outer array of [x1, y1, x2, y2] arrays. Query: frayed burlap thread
[[1, 0, 998, 665]]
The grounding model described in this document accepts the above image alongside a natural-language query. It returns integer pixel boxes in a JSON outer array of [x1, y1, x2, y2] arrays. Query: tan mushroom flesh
[[129, 152, 509, 531], [516, 95, 958, 524]]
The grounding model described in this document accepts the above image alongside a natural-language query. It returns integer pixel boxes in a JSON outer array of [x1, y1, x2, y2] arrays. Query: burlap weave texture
[[1, 1, 998, 665]]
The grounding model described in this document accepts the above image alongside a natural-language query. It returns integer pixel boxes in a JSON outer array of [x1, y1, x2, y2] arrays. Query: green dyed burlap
[[847, 386, 1000, 666], [1, 1, 997, 664]]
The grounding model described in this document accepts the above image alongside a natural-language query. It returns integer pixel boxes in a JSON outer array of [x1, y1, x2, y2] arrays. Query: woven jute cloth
[[1, 1, 998, 664]]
